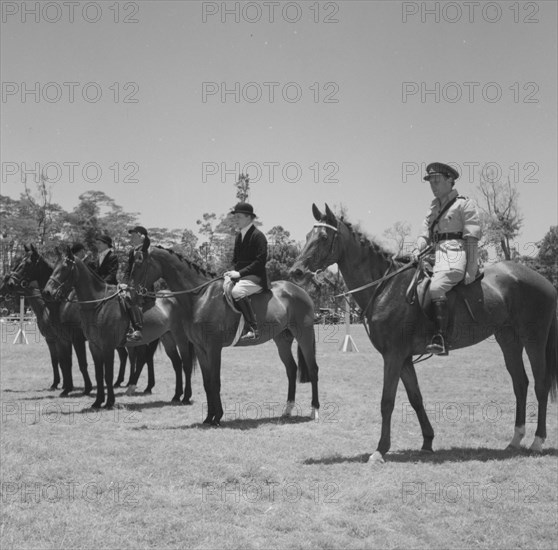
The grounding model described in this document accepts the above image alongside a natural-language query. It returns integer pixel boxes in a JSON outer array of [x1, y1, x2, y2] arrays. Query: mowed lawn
[[1, 321, 557, 550]]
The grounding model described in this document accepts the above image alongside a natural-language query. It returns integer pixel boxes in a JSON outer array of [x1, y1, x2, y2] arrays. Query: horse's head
[[43, 246, 77, 301], [128, 237, 158, 295], [290, 204, 342, 283], [6, 244, 42, 292]]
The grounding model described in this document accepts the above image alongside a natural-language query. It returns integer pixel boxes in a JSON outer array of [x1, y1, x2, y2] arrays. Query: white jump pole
[[339, 298, 358, 352], [13, 296, 28, 345]]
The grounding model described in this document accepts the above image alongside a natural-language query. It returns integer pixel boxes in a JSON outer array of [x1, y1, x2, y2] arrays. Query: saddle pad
[[222, 277, 245, 346]]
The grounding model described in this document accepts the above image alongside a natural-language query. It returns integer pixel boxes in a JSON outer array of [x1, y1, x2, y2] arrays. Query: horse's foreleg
[[103, 349, 115, 409], [145, 339, 158, 394], [90, 345, 105, 409], [73, 335, 92, 395], [57, 339, 74, 397], [114, 346, 128, 387], [46, 340, 60, 389], [370, 354, 405, 464], [496, 330, 528, 450], [197, 344, 223, 426], [400, 357, 434, 452], [176, 340, 194, 405], [162, 333, 183, 402]]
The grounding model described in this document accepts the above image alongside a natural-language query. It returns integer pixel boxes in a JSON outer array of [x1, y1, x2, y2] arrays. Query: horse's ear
[[66, 245, 74, 260], [324, 204, 337, 224], [312, 203, 323, 221], [24, 244, 29, 252], [30, 243, 38, 255]]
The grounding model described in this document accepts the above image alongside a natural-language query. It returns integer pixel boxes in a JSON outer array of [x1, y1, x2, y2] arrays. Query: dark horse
[[127, 243, 320, 425], [290, 204, 558, 463], [43, 247, 196, 409], [7, 248, 93, 395]]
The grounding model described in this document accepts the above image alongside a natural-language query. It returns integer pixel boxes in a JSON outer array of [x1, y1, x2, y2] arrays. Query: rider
[[413, 162, 481, 356], [120, 226, 150, 342], [93, 234, 119, 285], [224, 202, 269, 341]]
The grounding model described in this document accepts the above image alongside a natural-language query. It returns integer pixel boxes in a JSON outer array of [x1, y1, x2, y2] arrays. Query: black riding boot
[[235, 297, 259, 341], [126, 303, 144, 342], [426, 298, 449, 356]]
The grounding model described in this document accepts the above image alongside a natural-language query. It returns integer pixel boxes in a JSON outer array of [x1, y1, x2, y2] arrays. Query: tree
[[266, 226, 300, 282], [235, 173, 250, 202], [382, 221, 412, 255], [522, 226, 558, 290], [476, 175, 523, 260]]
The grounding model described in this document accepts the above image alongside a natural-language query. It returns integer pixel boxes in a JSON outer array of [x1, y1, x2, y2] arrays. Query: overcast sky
[[1, 0, 556, 255]]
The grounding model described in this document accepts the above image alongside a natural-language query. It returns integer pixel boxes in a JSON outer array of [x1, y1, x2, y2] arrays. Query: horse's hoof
[[368, 451, 385, 465], [505, 443, 521, 451], [125, 385, 136, 396], [113, 382, 122, 388], [50, 384, 59, 391], [171, 396, 181, 403], [104, 403, 114, 410], [181, 399, 192, 406], [211, 419, 221, 428], [420, 447, 434, 453], [59, 390, 71, 397], [142, 389, 152, 395], [91, 401, 103, 410]]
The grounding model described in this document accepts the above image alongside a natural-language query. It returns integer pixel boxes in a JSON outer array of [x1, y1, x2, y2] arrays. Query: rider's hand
[[464, 271, 476, 285], [224, 270, 240, 280], [118, 283, 128, 290]]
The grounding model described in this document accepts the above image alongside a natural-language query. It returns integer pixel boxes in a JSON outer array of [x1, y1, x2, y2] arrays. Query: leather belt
[[433, 231, 463, 243]]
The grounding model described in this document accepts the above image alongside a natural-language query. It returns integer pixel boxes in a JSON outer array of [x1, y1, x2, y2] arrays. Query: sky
[[1, 0, 557, 255]]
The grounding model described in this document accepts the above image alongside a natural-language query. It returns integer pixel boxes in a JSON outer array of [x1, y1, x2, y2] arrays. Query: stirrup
[[127, 330, 143, 342], [426, 334, 448, 356], [240, 328, 259, 341]]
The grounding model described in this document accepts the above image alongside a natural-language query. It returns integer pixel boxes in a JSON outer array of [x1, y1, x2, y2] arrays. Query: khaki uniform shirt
[[419, 189, 481, 273]]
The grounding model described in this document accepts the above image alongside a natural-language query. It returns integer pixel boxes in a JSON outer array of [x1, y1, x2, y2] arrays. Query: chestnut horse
[[290, 204, 557, 463]]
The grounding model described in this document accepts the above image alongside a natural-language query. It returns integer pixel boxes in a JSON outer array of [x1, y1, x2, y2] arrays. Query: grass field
[[1, 321, 557, 549]]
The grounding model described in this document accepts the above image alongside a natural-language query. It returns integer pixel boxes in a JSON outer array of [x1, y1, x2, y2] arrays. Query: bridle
[[46, 257, 76, 301], [308, 222, 339, 278]]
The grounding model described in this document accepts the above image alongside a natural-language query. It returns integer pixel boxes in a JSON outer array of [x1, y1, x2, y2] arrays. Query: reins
[[135, 276, 224, 299]]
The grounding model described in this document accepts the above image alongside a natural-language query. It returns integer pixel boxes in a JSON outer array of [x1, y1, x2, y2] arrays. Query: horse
[[41, 247, 196, 409], [7, 248, 93, 395], [126, 243, 320, 426], [290, 204, 558, 463]]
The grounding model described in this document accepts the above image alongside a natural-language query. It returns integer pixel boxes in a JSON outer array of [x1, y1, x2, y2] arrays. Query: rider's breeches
[[430, 241, 467, 301], [231, 279, 263, 300]]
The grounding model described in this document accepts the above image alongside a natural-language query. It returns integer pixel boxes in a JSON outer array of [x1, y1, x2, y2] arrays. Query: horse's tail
[[546, 311, 558, 402]]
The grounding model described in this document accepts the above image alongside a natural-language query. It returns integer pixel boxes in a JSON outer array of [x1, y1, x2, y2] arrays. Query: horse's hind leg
[[74, 335, 92, 395], [524, 339, 550, 453], [161, 333, 183, 402], [400, 357, 434, 452], [114, 346, 128, 387], [496, 328, 528, 450], [273, 330, 298, 417], [292, 326, 320, 419]]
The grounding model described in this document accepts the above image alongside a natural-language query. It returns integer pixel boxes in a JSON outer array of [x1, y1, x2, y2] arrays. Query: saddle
[[405, 259, 484, 323]]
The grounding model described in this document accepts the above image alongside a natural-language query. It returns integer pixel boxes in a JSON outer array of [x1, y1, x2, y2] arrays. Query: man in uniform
[[413, 162, 482, 355], [94, 234, 119, 285], [224, 202, 269, 341], [120, 226, 150, 342]]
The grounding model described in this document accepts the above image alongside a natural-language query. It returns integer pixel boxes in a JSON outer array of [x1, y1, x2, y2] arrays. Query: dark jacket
[[95, 250, 119, 285], [233, 225, 269, 289]]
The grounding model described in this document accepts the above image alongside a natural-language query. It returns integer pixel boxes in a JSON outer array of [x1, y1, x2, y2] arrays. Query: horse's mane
[[339, 216, 396, 265], [153, 246, 217, 278]]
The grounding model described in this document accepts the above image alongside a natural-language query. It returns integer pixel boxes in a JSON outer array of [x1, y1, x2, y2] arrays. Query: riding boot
[[235, 297, 259, 341], [127, 304, 144, 342], [426, 298, 449, 356]]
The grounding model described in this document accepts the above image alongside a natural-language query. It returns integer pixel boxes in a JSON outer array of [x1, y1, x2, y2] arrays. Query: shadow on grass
[[131, 415, 315, 431], [303, 446, 558, 465]]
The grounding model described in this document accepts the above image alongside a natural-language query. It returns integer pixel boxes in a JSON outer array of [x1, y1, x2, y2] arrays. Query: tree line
[[1, 173, 557, 315]]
